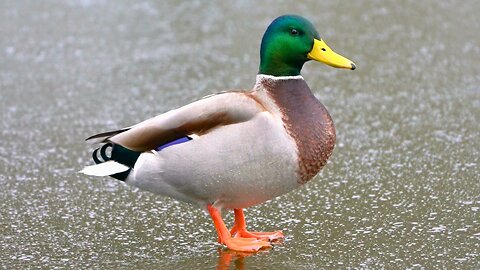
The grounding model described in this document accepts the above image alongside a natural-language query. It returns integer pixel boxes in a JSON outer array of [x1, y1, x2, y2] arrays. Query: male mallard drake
[[81, 15, 355, 252]]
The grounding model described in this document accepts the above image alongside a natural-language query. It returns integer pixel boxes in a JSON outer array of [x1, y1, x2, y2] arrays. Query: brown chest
[[263, 78, 336, 184]]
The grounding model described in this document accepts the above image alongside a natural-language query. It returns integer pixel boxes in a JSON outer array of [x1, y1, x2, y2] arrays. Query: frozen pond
[[1, 0, 479, 269]]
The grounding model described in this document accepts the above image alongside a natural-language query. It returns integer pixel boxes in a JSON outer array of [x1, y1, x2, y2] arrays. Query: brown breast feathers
[[261, 77, 336, 184]]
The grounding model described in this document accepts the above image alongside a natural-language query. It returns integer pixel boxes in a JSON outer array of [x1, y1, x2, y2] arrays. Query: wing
[[86, 91, 264, 152], [85, 127, 132, 144]]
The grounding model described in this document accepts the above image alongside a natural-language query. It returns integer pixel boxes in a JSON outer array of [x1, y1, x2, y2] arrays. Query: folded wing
[[86, 91, 263, 152]]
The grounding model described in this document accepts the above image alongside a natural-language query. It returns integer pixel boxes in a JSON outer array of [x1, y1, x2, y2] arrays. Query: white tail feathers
[[79, 161, 130, 176]]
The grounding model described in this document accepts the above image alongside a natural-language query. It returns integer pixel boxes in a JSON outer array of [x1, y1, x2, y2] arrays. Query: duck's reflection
[[216, 248, 258, 270], [215, 237, 284, 269]]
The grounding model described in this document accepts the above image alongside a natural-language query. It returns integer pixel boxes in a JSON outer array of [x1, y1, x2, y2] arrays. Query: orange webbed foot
[[224, 236, 271, 252], [232, 229, 284, 242], [229, 209, 285, 242], [208, 205, 281, 252]]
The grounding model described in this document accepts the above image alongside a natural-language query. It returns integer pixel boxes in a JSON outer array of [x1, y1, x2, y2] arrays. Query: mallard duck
[[81, 14, 355, 252]]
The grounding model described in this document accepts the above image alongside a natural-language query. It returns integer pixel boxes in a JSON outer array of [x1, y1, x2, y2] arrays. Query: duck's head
[[259, 15, 356, 76]]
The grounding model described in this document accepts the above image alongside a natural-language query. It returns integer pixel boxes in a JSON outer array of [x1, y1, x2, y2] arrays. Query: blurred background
[[1, 0, 479, 269]]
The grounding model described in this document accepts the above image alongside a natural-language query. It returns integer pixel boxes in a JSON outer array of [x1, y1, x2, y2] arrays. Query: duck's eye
[[290, 29, 299, 36], [321, 48, 326, 51]]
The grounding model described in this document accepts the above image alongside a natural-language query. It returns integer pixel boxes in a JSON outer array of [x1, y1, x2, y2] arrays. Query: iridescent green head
[[259, 15, 356, 76]]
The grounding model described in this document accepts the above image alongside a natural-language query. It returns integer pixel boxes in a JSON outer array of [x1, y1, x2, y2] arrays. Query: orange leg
[[230, 209, 284, 241], [207, 205, 271, 252]]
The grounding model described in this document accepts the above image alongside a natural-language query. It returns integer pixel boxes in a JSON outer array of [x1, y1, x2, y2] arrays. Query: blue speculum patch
[[156, 136, 192, 151]]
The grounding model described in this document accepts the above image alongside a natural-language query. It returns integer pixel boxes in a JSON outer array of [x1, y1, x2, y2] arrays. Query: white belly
[[126, 112, 300, 209]]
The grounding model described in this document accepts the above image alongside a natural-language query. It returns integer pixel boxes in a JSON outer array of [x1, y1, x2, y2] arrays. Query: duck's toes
[[233, 230, 284, 242], [224, 237, 271, 252]]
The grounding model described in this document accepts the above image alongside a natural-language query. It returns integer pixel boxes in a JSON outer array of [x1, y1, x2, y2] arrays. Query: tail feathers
[[81, 143, 141, 181], [80, 161, 130, 176]]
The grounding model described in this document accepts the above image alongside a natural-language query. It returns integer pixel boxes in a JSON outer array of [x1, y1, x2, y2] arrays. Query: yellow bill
[[307, 39, 356, 70]]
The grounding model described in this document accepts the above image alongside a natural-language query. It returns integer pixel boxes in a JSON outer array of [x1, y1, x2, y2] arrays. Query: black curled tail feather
[[92, 143, 141, 181]]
